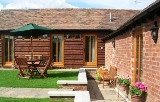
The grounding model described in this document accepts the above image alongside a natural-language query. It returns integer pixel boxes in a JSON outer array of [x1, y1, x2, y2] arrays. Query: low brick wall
[[59, 84, 87, 91]]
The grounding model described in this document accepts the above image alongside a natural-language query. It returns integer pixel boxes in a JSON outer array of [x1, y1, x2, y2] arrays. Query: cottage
[[103, 0, 160, 101], [0, 9, 137, 68]]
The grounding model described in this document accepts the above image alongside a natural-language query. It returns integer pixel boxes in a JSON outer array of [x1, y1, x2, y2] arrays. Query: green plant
[[130, 82, 147, 96], [117, 74, 130, 86], [96, 66, 104, 81]]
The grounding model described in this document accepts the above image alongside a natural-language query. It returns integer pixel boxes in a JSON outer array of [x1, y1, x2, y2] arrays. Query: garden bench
[[48, 91, 90, 102], [57, 68, 88, 90]]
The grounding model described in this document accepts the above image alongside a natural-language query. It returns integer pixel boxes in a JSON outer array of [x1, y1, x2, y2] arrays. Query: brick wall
[[105, 32, 132, 76], [142, 16, 160, 102], [105, 15, 160, 102]]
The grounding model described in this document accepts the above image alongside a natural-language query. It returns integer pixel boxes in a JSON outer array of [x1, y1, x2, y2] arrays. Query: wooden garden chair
[[15, 57, 34, 79], [100, 66, 117, 88], [36, 56, 50, 78]]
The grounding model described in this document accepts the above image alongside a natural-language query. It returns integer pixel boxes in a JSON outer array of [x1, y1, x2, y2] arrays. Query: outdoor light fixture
[[151, 21, 159, 43], [112, 38, 115, 48]]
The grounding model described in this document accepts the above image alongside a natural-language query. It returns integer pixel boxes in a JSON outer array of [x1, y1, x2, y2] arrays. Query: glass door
[[132, 30, 143, 85], [51, 35, 64, 66], [135, 34, 143, 82], [3, 35, 14, 66], [84, 35, 97, 66]]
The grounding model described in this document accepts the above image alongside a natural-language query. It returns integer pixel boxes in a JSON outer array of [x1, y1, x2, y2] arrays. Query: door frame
[[2, 35, 14, 66], [83, 34, 97, 67], [132, 28, 143, 85], [51, 34, 64, 67]]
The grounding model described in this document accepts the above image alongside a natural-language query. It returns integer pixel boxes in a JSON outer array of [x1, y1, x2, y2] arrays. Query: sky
[[0, 0, 157, 10]]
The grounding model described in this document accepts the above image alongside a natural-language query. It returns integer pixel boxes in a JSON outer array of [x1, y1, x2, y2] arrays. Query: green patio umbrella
[[10, 23, 53, 44], [10, 23, 53, 36], [10, 23, 53, 56]]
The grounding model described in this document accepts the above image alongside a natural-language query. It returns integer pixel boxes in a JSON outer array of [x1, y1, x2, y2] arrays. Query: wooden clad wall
[[61, 30, 108, 68], [97, 34, 106, 67], [14, 38, 50, 58], [64, 37, 84, 68], [0, 39, 2, 66]]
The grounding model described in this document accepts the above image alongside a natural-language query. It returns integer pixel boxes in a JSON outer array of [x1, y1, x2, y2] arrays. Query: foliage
[[117, 74, 130, 86], [96, 66, 105, 81], [0, 70, 78, 88], [130, 82, 147, 96]]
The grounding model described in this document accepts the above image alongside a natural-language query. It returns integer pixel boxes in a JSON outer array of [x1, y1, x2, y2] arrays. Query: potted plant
[[130, 82, 147, 102], [117, 74, 130, 91], [96, 66, 104, 81]]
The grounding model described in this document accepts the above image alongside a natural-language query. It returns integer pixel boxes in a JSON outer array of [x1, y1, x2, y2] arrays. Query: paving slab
[[0, 87, 72, 98]]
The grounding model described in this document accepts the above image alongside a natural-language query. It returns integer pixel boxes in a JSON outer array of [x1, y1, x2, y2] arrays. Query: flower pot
[[131, 95, 142, 102], [119, 85, 127, 91]]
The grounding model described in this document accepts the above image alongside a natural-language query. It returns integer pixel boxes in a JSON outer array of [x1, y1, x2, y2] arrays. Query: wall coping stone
[[57, 68, 87, 85], [48, 91, 91, 102]]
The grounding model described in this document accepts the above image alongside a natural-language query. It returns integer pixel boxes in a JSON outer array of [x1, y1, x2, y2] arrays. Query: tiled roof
[[102, 0, 160, 41], [0, 9, 139, 30]]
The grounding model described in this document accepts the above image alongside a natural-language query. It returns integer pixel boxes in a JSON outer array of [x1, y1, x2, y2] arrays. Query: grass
[[0, 70, 78, 88], [0, 97, 74, 102]]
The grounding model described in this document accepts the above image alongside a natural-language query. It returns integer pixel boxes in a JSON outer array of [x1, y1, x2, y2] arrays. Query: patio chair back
[[37, 56, 50, 77], [39, 56, 50, 66], [15, 57, 29, 69], [100, 66, 117, 88], [108, 66, 117, 80], [15, 57, 32, 79]]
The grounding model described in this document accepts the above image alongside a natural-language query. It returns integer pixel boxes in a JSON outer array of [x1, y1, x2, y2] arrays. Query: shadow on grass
[[47, 71, 78, 78]]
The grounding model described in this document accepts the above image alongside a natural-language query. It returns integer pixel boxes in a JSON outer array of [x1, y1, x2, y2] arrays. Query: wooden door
[[83, 34, 97, 66]]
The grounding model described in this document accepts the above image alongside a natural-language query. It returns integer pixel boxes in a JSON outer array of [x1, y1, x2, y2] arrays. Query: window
[[66, 34, 72, 39], [15, 34, 48, 39], [66, 34, 81, 39], [75, 34, 81, 39]]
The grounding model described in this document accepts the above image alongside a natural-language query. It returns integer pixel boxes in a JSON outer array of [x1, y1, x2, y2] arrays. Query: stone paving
[[0, 80, 127, 102], [0, 87, 72, 98], [88, 79, 127, 102]]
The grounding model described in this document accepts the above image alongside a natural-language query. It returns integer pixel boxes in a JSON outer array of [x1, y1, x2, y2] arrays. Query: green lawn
[[0, 97, 74, 102], [0, 70, 78, 88]]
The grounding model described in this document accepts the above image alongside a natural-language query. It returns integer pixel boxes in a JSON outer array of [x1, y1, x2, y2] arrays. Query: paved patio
[[0, 80, 127, 102]]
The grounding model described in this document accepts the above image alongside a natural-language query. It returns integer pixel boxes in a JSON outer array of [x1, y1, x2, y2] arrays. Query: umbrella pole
[[30, 34, 33, 59]]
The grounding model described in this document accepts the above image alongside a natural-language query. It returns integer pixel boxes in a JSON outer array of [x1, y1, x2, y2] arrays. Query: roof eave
[[102, 0, 160, 41]]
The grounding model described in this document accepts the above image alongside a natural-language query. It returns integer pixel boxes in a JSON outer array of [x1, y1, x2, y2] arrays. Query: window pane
[[75, 34, 81, 39], [9, 36, 14, 61], [4, 35, 14, 62], [52, 36, 57, 61], [4, 36, 8, 62], [85, 36, 90, 62], [52, 35, 63, 62], [42, 34, 48, 38], [91, 36, 95, 62], [66, 34, 72, 39], [58, 36, 62, 62]]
